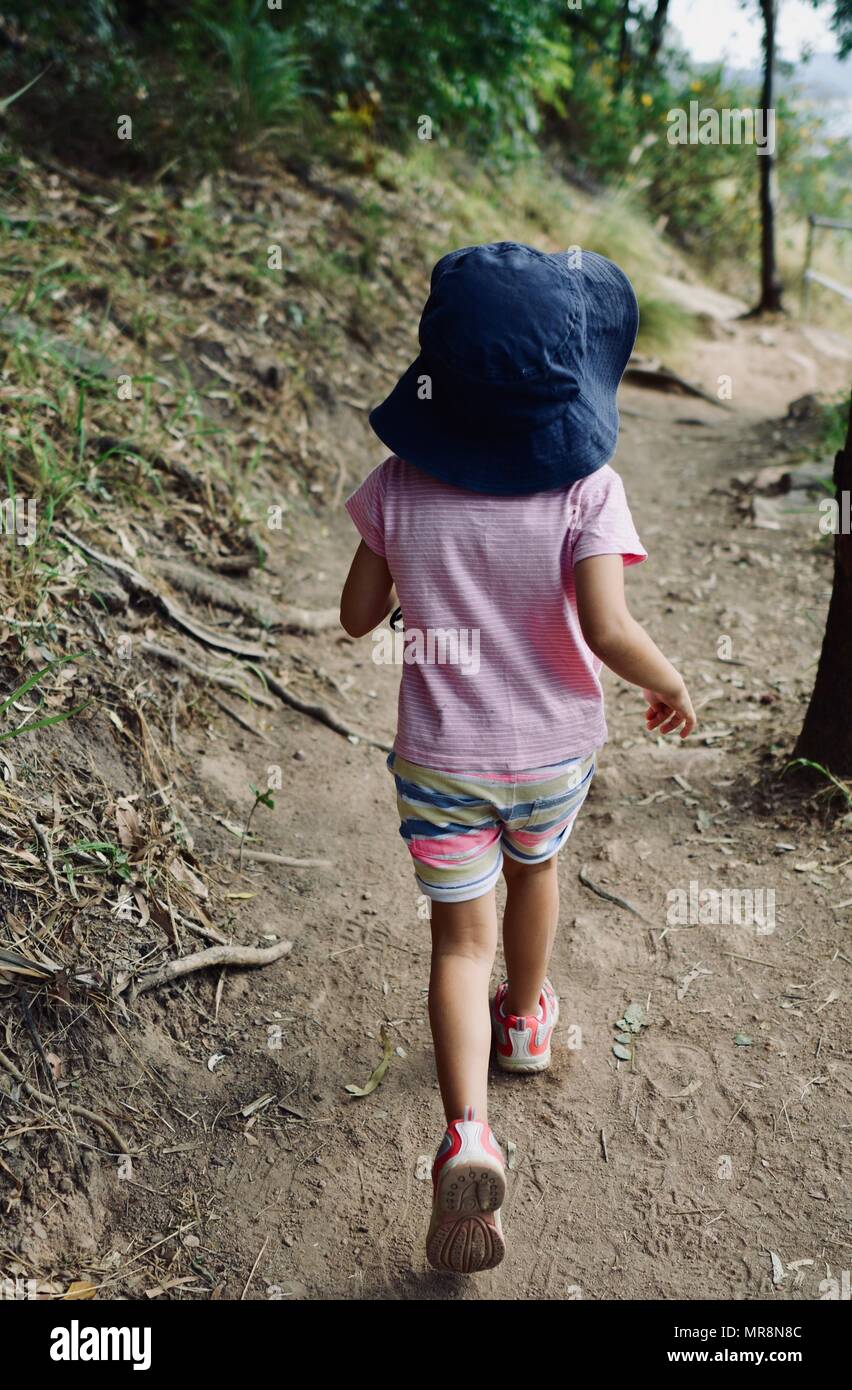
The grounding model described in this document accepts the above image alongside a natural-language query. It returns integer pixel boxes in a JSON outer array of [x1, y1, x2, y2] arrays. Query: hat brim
[[369, 359, 617, 495], [368, 249, 638, 497]]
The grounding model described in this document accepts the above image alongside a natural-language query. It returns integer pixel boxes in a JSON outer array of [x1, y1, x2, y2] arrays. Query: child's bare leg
[[428, 890, 498, 1123], [501, 855, 559, 1016]]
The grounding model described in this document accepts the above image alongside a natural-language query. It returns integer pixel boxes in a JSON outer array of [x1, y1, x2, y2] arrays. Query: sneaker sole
[[494, 1044, 552, 1074], [491, 988, 559, 1074], [426, 1159, 507, 1273]]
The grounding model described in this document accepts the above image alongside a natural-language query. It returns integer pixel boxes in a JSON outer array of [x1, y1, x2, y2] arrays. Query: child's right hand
[[642, 680, 697, 739]]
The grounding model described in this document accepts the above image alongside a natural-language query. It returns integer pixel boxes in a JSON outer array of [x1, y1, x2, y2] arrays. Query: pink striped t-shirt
[[345, 456, 646, 772]]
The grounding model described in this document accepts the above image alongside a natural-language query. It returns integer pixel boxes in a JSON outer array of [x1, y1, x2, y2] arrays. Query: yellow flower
[[690, 80, 702, 92], [640, 93, 653, 107]]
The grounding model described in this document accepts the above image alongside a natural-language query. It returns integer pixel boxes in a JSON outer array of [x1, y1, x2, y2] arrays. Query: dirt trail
[[169, 311, 851, 1301], [16, 314, 851, 1301]]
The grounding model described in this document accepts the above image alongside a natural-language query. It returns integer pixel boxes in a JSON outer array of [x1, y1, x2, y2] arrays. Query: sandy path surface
[[120, 318, 847, 1302]]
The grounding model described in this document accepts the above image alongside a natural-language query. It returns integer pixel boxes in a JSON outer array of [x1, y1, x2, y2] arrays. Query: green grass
[[0, 652, 88, 744], [784, 757, 852, 808]]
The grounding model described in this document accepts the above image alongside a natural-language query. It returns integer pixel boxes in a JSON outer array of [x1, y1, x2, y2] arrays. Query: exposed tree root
[[57, 528, 269, 659]]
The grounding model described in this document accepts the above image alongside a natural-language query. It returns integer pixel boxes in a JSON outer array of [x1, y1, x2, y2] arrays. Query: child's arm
[[574, 553, 696, 738], [340, 540, 395, 638]]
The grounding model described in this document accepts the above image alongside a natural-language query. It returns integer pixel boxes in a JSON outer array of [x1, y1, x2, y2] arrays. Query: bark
[[792, 392, 852, 774], [754, 0, 784, 313], [614, 0, 633, 95], [645, 0, 670, 72]]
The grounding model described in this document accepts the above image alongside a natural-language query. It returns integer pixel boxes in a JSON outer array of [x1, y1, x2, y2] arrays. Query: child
[[340, 241, 696, 1274]]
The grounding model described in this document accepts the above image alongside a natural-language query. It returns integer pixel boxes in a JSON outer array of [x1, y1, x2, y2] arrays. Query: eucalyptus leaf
[[345, 1027, 394, 1097], [623, 1002, 647, 1032]]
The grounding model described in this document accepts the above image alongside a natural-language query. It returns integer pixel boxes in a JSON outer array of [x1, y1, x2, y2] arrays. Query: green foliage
[[193, 0, 306, 144], [286, 0, 573, 153], [0, 652, 88, 744], [820, 393, 852, 453], [0, 0, 848, 307], [784, 758, 852, 805]]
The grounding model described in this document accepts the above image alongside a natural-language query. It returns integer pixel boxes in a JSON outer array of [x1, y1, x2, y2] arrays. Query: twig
[[262, 670, 392, 752], [723, 952, 786, 971], [208, 693, 272, 741], [128, 939, 293, 997], [27, 814, 60, 893], [0, 1048, 129, 1153], [578, 864, 648, 921], [241, 1234, 270, 1300], [236, 849, 332, 869], [85, 1221, 200, 1295], [779, 1096, 794, 1140]]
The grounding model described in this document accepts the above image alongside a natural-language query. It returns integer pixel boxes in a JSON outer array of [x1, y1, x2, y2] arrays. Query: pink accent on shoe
[[490, 977, 559, 1073]]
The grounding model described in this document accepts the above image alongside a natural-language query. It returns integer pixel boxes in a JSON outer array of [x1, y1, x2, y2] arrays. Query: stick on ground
[[0, 1048, 129, 1154], [579, 864, 649, 922], [129, 939, 293, 998]]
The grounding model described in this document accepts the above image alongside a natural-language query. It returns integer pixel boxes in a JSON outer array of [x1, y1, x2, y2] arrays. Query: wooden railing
[[801, 214, 852, 318]]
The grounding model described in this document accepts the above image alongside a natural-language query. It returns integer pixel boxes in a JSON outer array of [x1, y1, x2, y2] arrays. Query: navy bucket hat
[[369, 240, 639, 496]]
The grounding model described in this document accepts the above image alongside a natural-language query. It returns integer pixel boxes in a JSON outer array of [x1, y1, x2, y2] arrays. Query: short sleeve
[[571, 467, 646, 569], [345, 460, 388, 557]]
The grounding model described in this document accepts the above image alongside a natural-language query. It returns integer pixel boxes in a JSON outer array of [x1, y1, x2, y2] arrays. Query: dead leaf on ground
[[345, 1027, 394, 1097]]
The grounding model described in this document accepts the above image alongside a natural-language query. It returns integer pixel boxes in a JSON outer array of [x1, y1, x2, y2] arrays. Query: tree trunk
[[753, 0, 784, 312], [614, 0, 633, 95], [645, 0, 670, 73], [792, 391, 852, 774]]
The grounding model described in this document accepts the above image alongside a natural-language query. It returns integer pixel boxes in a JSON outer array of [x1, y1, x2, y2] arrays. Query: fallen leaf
[[345, 1027, 393, 1097], [115, 797, 142, 849], [618, 1001, 647, 1033], [168, 856, 209, 899], [62, 1280, 97, 1301]]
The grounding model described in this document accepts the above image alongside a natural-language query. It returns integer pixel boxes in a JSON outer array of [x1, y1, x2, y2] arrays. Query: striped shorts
[[387, 749, 597, 904]]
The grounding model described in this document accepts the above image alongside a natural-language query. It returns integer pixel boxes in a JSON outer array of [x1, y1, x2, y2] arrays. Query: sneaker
[[490, 977, 559, 1073], [425, 1106, 507, 1273]]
